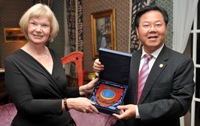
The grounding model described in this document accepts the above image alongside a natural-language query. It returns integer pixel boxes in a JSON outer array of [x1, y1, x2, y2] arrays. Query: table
[[0, 68, 5, 73], [0, 68, 7, 100]]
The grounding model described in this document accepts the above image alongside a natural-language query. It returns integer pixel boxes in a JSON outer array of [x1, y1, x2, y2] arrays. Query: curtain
[[173, 0, 199, 53], [77, 0, 84, 51], [130, 0, 155, 53], [66, 0, 76, 52], [65, 0, 83, 52], [173, 1, 198, 126], [63, 0, 70, 75], [65, 0, 83, 86]]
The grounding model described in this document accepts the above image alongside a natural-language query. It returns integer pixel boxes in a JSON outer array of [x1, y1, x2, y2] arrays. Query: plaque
[[96, 84, 124, 107]]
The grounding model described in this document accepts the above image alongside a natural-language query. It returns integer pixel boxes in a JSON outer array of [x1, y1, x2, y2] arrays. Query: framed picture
[[4, 28, 27, 42], [91, 9, 116, 58]]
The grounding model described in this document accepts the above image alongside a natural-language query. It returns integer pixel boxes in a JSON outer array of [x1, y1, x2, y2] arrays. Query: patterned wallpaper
[[156, 0, 173, 49], [83, 0, 131, 72], [0, 0, 33, 67]]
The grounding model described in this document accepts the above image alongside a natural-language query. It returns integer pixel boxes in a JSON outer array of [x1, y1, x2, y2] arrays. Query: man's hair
[[134, 5, 169, 28]]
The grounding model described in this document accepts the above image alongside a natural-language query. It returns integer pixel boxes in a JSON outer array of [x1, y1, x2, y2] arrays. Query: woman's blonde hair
[[19, 3, 59, 42]]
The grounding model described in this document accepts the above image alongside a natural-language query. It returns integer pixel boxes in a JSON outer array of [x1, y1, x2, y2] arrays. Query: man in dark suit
[[93, 6, 195, 126]]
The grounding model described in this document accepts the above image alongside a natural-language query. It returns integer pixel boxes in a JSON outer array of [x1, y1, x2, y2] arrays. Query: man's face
[[136, 10, 167, 53]]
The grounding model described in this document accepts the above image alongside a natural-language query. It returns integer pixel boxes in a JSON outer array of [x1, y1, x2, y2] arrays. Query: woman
[[5, 3, 98, 126]]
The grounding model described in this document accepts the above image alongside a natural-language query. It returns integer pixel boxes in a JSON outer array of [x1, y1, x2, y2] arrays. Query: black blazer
[[123, 45, 195, 126]]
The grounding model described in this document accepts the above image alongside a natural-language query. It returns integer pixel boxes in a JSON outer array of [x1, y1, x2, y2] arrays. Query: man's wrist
[[136, 105, 140, 118]]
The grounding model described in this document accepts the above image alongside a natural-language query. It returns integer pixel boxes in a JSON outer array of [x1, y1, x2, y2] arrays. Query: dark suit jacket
[[123, 45, 195, 126]]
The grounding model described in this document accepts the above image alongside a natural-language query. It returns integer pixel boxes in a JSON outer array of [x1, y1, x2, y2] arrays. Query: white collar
[[141, 44, 164, 59]]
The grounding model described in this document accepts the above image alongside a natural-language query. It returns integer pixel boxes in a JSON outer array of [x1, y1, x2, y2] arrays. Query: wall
[[0, 0, 33, 67], [0, 0, 173, 71], [156, 0, 173, 49], [49, 0, 65, 57], [83, 0, 131, 72], [0, 0, 65, 67]]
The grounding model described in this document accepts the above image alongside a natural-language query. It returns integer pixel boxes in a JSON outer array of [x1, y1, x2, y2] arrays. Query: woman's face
[[136, 10, 167, 53], [27, 16, 51, 44]]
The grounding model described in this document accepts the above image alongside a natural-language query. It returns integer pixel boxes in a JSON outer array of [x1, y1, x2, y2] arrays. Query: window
[[190, 1, 200, 126]]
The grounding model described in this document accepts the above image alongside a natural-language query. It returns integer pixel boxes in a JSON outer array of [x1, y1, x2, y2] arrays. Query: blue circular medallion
[[100, 89, 115, 100]]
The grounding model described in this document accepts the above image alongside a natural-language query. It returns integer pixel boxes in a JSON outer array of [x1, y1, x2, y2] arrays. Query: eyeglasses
[[140, 22, 164, 30]]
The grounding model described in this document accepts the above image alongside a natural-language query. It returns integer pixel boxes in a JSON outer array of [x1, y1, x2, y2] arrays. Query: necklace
[[35, 53, 49, 60], [21, 43, 50, 61]]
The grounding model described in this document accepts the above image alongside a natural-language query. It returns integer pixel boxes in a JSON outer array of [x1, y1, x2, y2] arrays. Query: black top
[[5, 48, 80, 126]]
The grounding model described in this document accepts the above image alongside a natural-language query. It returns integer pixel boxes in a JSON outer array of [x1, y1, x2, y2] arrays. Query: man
[[93, 6, 195, 126]]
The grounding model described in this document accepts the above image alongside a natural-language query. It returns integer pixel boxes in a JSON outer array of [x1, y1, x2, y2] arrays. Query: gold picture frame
[[4, 28, 27, 42], [91, 9, 116, 58]]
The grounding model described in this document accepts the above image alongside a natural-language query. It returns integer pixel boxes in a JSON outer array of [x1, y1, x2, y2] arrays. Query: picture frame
[[91, 9, 116, 58], [4, 28, 27, 42]]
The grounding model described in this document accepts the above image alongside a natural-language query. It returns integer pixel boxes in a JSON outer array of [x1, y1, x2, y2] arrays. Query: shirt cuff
[[136, 105, 140, 118]]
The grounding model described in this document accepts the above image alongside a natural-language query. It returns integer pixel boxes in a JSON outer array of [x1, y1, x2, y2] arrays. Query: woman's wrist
[[62, 98, 69, 111], [79, 85, 87, 96], [64, 98, 69, 111]]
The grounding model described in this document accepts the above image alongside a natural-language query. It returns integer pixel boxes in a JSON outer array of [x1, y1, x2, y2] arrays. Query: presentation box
[[90, 48, 132, 114]]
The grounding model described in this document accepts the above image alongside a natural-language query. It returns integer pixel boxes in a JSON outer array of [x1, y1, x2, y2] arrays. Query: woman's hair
[[19, 3, 59, 42]]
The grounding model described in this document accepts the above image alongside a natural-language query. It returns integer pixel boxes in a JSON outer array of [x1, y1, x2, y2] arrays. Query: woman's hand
[[67, 97, 99, 113], [93, 59, 104, 73], [79, 78, 98, 96]]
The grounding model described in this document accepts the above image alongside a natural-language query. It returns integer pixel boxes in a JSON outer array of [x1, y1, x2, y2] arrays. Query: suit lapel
[[139, 46, 169, 103], [126, 50, 141, 104]]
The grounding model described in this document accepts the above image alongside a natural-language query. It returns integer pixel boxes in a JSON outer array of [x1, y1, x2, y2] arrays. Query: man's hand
[[93, 59, 104, 73], [112, 104, 136, 120]]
